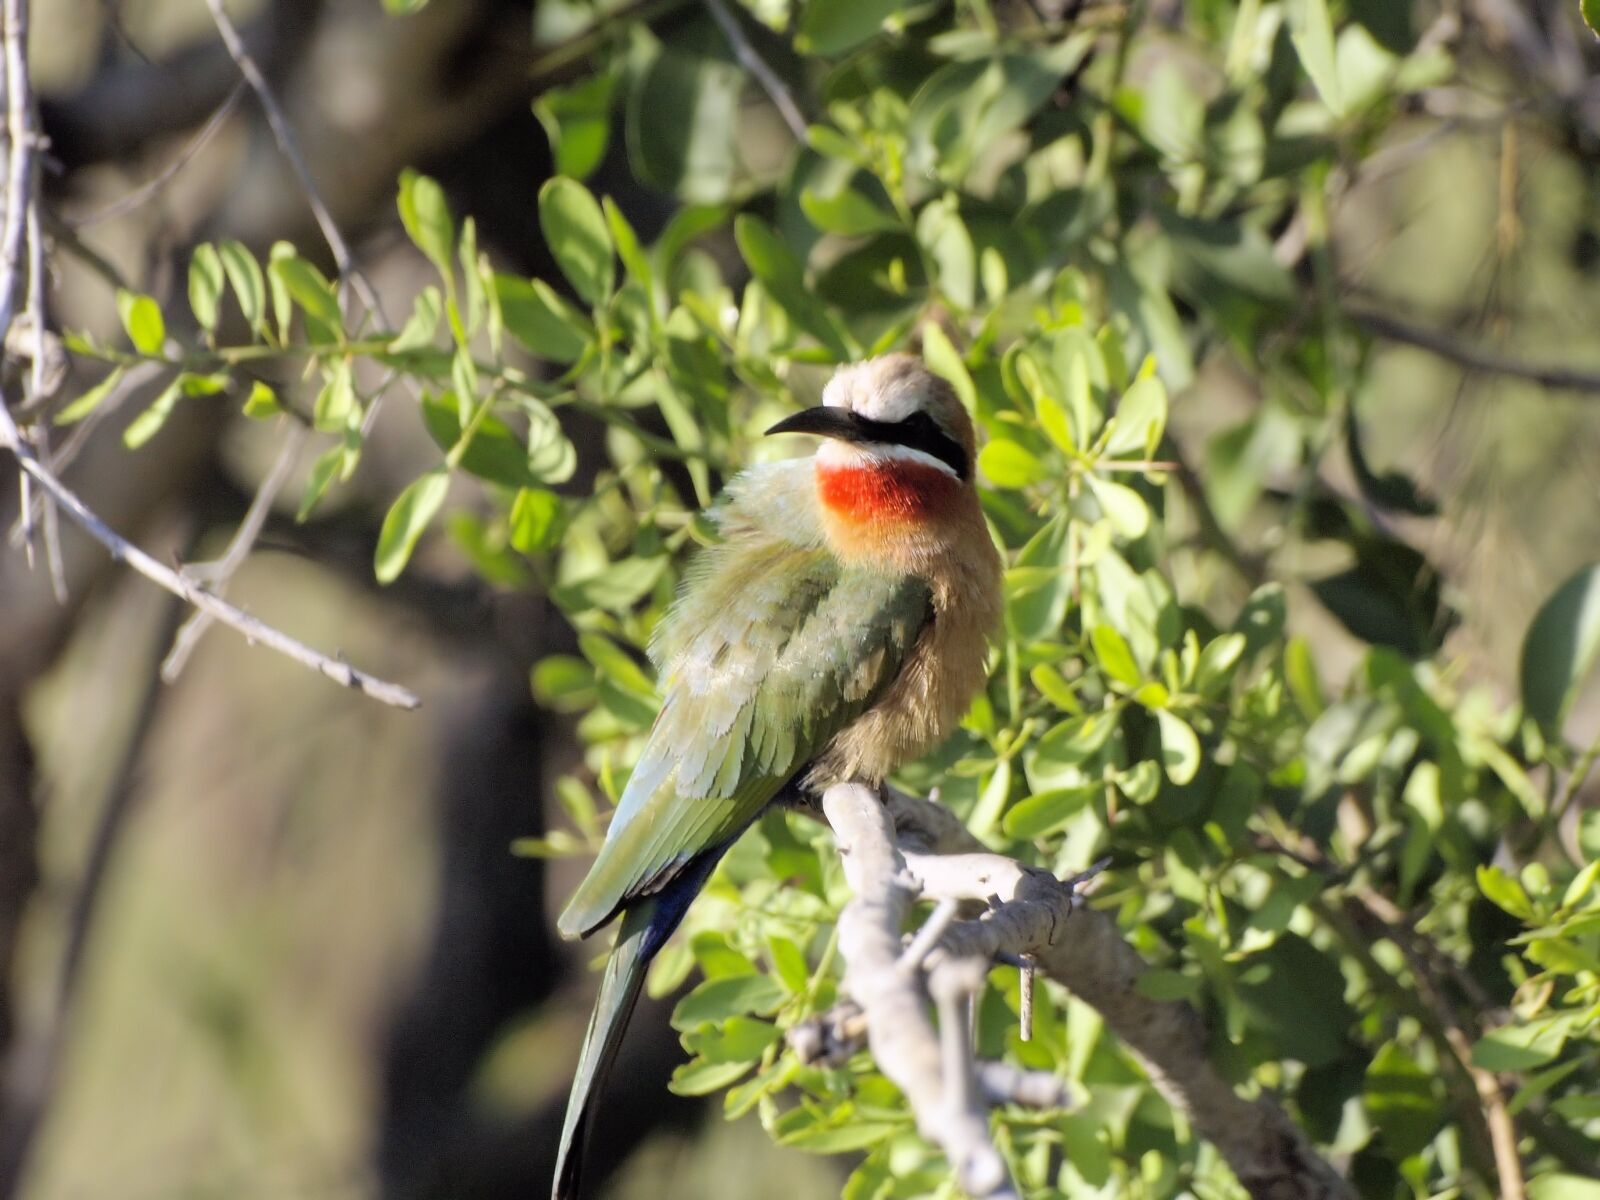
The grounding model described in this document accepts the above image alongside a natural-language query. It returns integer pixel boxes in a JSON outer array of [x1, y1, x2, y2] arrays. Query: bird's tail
[[552, 900, 655, 1200]]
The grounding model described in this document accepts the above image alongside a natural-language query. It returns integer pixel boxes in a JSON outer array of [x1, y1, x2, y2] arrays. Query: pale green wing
[[557, 540, 931, 938]]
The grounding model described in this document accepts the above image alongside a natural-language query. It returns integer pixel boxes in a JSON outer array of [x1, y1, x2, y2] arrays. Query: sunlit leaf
[[374, 468, 450, 583]]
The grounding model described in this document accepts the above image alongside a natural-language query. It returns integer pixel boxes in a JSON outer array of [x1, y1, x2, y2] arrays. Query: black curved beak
[[764, 406, 870, 442]]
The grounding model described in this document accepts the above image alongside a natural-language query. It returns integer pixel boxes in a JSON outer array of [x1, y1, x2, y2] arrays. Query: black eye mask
[[849, 410, 970, 481], [765, 407, 971, 481]]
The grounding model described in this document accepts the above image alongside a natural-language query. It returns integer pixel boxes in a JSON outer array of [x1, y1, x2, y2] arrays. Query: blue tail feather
[[551, 843, 734, 1200]]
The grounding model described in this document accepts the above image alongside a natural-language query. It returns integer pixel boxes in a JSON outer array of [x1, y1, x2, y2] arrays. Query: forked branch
[[808, 782, 1355, 1200]]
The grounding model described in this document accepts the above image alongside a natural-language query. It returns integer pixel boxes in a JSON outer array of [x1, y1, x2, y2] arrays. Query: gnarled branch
[[811, 782, 1355, 1200]]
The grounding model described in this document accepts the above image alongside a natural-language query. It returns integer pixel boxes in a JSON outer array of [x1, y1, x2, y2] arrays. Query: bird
[[551, 352, 1004, 1200]]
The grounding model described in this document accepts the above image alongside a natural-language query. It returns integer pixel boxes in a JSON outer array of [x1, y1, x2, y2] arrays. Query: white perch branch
[[821, 782, 1018, 1200], [881, 786, 1356, 1200]]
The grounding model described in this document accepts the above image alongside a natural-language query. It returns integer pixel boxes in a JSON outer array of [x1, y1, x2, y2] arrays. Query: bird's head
[[765, 353, 975, 484], [766, 354, 982, 558]]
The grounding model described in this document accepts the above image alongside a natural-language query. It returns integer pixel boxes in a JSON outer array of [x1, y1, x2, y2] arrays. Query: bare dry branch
[[66, 82, 247, 229], [160, 421, 309, 682], [1350, 306, 1600, 395], [202, 0, 385, 323], [822, 782, 1018, 1200], [1, 8, 419, 712], [874, 786, 1355, 1200]]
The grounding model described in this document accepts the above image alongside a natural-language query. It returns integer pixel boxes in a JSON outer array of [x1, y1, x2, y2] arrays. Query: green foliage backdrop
[[51, 0, 1600, 1197]]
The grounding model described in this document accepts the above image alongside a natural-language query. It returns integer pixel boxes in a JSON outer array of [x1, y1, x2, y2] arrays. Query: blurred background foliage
[[4, 0, 1600, 1198]]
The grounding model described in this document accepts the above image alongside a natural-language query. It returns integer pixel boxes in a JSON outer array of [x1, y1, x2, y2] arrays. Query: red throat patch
[[816, 459, 960, 527]]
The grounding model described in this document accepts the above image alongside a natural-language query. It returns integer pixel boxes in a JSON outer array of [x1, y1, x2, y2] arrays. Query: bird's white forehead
[[822, 363, 922, 423]]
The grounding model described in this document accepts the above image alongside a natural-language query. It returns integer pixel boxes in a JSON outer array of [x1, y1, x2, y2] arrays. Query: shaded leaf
[[1521, 563, 1600, 731]]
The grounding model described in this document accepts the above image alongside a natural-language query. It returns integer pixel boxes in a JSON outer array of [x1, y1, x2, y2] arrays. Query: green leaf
[[374, 468, 450, 584], [695, 1016, 781, 1064], [54, 368, 125, 425], [767, 936, 810, 993], [920, 323, 976, 413], [1035, 392, 1076, 455], [397, 169, 455, 279], [796, 0, 904, 54], [1155, 709, 1201, 784], [1520, 563, 1600, 731], [1585, 0, 1600, 39], [734, 215, 849, 359], [1287, 0, 1343, 116], [668, 1057, 753, 1096], [313, 361, 356, 432], [188, 244, 224, 333], [509, 487, 564, 554], [1104, 376, 1167, 458], [298, 444, 346, 521], [242, 380, 282, 419], [122, 376, 184, 448], [218, 240, 266, 334], [1134, 969, 1201, 1002], [1472, 1018, 1571, 1072], [916, 196, 976, 311], [1091, 624, 1141, 688], [1477, 865, 1534, 920], [421, 393, 572, 489], [1085, 475, 1149, 540], [603, 197, 653, 293], [780, 1120, 905, 1153], [116, 290, 165, 355], [534, 72, 617, 182], [531, 656, 596, 714], [382, 0, 430, 12], [270, 253, 343, 334], [1529, 1177, 1600, 1200], [1195, 632, 1247, 693], [539, 177, 615, 305], [800, 186, 901, 237], [389, 286, 443, 354], [578, 633, 657, 700], [1002, 785, 1096, 839], [626, 43, 742, 205], [1364, 1040, 1444, 1159], [671, 974, 787, 1028], [556, 557, 668, 613], [978, 439, 1046, 489], [1028, 712, 1119, 790], [493, 274, 592, 363]]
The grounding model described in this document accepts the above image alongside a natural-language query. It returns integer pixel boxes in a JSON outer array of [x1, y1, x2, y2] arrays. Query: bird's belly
[[807, 601, 991, 787]]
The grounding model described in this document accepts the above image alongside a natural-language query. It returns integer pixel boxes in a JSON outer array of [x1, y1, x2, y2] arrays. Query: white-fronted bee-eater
[[552, 353, 1004, 1199]]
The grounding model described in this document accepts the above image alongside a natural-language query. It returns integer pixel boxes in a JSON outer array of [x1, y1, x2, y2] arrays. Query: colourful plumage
[[552, 355, 1003, 1200]]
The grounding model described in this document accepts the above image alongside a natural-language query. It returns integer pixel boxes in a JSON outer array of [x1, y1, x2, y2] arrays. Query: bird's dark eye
[[854, 410, 970, 480]]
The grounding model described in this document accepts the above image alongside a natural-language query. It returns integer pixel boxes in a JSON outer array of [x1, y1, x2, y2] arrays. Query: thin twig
[[1350, 306, 1600, 394], [67, 82, 247, 229], [1342, 893, 1527, 1200], [899, 896, 959, 975], [1551, 727, 1600, 839], [702, 0, 808, 142], [0, 419, 420, 706], [0, 14, 415, 709], [201, 0, 384, 323], [0, 0, 39, 345], [6, 360, 165, 549], [160, 421, 309, 682]]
